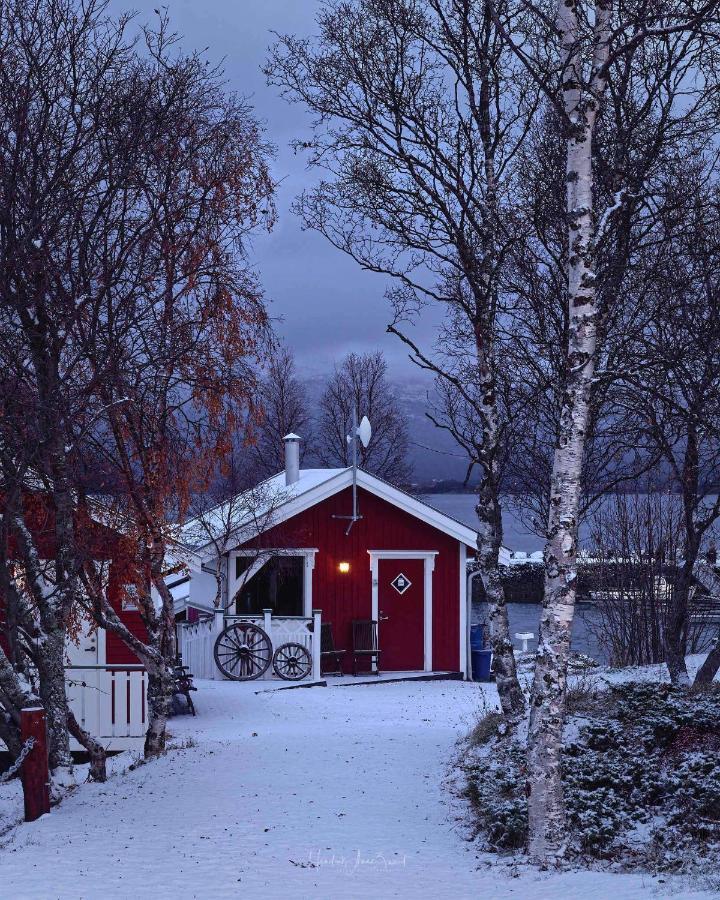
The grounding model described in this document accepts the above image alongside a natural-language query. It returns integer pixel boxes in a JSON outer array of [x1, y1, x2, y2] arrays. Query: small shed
[[177, 435, 478, 677]]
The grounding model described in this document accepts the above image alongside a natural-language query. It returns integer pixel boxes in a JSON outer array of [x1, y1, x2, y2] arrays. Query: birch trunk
[[10, 480, 78, 788], [696, 633, 720, 685], [35, 626, 74, 785], [143, 570, 177, 757], [526, 0, 611, 861], [694, 560, 720, 684], [665, 563, 693, 686], [477, 488, 525, 717], [475, 359, 525, 717], [474, 59, 526, 718], [144, 664, 175, 757], [0, 648, 36, 756], [665, 431, 699, 685], [67, 709, 107, 782]]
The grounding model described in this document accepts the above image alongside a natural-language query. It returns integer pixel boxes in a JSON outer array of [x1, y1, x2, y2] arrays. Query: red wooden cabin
[[179, 435, 478, 677]]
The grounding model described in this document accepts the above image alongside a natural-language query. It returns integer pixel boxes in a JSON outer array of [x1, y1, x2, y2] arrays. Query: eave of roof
[[181, 467, 479, 563]]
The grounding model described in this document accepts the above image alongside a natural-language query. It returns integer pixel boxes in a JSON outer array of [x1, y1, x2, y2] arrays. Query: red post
[[20, 706, 51, 822]]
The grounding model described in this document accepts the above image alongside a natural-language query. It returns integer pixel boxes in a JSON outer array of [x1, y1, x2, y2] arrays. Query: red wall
[[241, 487, 463, 671], [0, 492, 148, 666], [104, 561, 149, 664]]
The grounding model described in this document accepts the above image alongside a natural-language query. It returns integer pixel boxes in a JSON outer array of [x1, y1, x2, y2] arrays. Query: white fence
[[182, 609, 321, 682], [66, 666, 147, 750], [181, 617, 218, 679]]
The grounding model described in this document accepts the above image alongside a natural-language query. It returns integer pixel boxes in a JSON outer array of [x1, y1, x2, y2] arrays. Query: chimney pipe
[[283, 433, 301, 486]]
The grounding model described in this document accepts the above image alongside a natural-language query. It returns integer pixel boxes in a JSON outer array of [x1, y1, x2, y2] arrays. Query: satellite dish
[[358, 416, 372, 448]]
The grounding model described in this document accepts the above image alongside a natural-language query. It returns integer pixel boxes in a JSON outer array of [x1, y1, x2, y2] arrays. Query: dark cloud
[[104, 1, 463, 479], [108, 0, 444, 380]]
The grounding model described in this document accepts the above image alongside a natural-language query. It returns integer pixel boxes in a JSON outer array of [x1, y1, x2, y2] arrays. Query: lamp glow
[[338, 561, 350, 574]]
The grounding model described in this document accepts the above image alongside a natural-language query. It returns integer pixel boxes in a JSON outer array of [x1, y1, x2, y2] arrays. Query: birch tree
[[502, 108, 655, 537], [0, 0, 148, 788], [617, 175, 720, 685], [73, 23, 274, 756], [253, 347, 313, 477], [497, 0, 720, 859], [266, 0, 537, 717], [0, 0, 274, 764]]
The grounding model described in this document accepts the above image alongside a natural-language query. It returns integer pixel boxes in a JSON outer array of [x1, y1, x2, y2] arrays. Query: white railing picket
[[182, 611, 321, 682], [65, 665, 147, 745]]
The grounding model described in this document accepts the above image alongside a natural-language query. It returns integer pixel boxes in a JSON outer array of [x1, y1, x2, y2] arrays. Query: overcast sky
[[113, 0, 443, 384], [104, 1, 469, 480]]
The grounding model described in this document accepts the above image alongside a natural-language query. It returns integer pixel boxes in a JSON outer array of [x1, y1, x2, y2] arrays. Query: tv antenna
[[332, 408, 371, 534]]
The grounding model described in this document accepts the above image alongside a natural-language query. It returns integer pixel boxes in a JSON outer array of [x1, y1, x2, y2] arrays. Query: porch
[[180, 609, 322, 684]]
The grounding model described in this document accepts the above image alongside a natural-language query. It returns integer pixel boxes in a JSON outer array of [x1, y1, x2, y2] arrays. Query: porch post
[[303, 552, 315, 618], [312, 609, 322, 682], [459, 543, 468, 679], [262, 609, 273, 680], [20, 707, 50, 822], [211, 607, 224, 680]]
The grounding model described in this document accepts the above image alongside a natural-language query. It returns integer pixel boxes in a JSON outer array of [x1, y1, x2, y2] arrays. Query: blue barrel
[[470, 623, 485, 650], [472, 649, 493, 682]]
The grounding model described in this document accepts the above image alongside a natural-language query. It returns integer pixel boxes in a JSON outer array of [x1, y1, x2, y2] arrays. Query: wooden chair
[[320, 623, 346, 676], [172, 665, 197, 716], [352, 619, 381, 676]]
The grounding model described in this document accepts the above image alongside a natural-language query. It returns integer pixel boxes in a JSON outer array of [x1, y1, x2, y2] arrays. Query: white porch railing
[[65, 665, 147, 749], [181, 609, 321, 682]]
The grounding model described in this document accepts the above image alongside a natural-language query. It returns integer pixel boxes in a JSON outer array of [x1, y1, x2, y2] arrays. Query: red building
[[178, 435, 478, 677], [0, 491, 150, 747]]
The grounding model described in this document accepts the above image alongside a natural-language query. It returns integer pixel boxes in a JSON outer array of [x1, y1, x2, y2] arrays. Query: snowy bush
[[461, 682, 720, 871], [463, 742, 527, 851]]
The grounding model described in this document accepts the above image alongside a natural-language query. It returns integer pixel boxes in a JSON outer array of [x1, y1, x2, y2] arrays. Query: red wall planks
[[241, 486, 463, 671], [0, 491, 148, 666]]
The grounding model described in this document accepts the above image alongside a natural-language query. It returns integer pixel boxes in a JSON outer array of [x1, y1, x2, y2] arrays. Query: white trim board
[[228, 548, 317, 618], [459, 543, 469, 679], [368, 550, 436, 673], [187, 468, 479, 562]]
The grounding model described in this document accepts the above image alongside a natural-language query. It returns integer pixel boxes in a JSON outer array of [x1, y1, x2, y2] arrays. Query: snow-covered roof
[[180, 467, 479, 562]]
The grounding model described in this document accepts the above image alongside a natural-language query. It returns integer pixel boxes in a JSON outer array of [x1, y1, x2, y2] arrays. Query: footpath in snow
[[0, 677, 712, 899]]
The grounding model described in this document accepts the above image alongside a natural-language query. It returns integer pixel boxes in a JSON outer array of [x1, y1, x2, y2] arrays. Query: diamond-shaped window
[[391, 572, 412, 595]]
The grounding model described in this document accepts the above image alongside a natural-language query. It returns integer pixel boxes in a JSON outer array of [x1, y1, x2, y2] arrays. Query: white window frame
[[228, 549, 317, 618], [368, 550, 438, 672]]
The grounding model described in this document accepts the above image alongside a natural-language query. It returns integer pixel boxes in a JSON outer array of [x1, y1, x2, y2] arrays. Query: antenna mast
[[332, 408, 371, 535]]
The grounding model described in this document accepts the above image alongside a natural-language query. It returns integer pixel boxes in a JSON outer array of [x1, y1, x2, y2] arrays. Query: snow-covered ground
[[0, 677, 712, 899]]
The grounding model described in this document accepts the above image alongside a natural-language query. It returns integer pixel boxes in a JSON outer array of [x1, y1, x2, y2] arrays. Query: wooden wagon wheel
[[272, 642, 312, 681], [214, 622, 272, 681]]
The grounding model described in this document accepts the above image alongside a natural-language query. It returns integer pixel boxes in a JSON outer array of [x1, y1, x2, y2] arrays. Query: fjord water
[[423, 493, 606, 662]]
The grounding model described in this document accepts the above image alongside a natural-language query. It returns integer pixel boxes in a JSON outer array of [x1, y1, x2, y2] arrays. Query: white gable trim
[[354, 470, 478, 548], [190, 468, 478, 562]]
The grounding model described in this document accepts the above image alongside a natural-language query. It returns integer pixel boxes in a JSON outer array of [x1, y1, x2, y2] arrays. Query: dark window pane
[[236, 556, 252, 579], [235, 555, 304, 617]]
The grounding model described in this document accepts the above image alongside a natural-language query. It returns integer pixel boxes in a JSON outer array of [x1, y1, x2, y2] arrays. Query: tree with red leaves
[[75, 17, 275, 758], [0, 0, 274, 777]]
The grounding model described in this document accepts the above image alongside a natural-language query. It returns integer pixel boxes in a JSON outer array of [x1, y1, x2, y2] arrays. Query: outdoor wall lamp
[[338, 561, 350, 574]]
